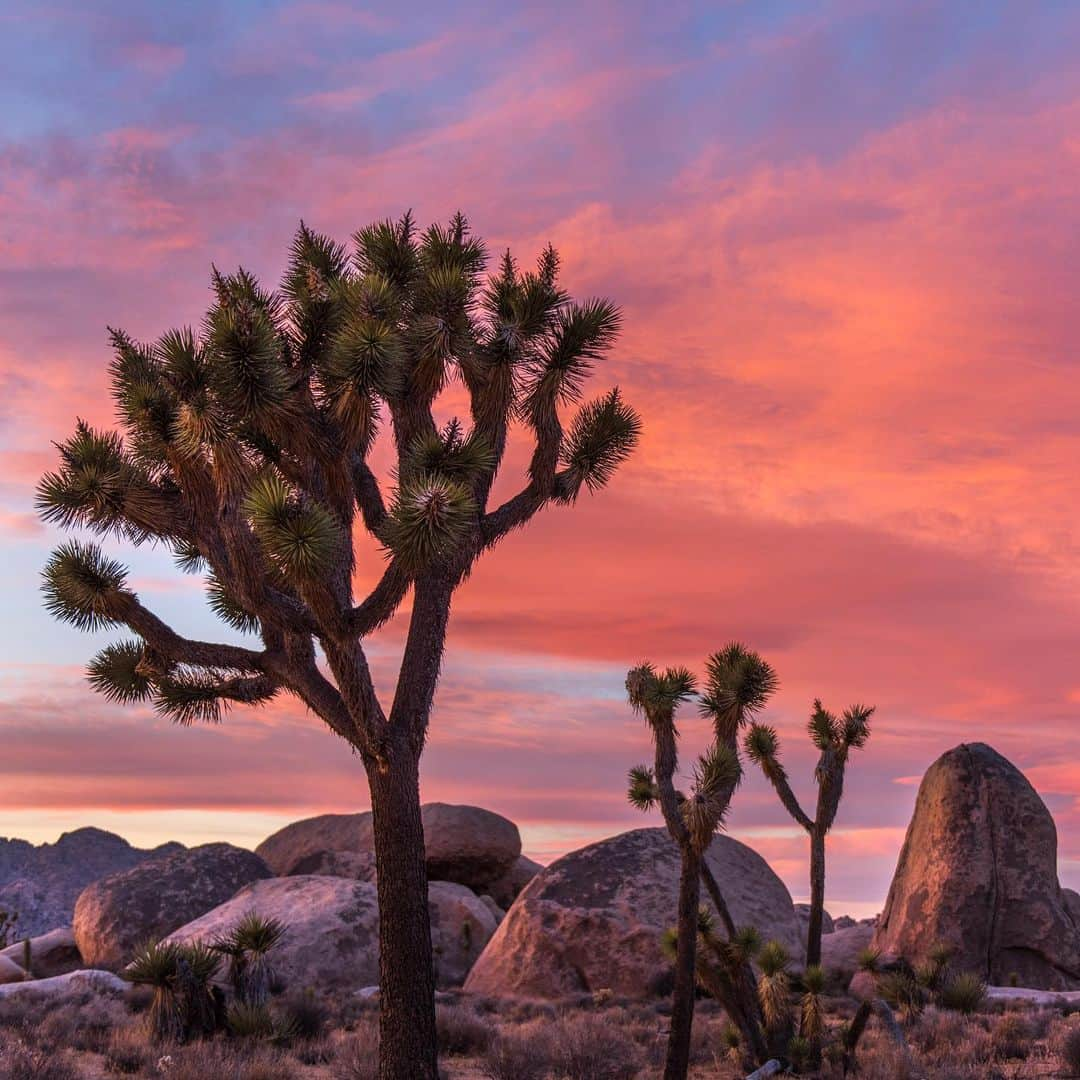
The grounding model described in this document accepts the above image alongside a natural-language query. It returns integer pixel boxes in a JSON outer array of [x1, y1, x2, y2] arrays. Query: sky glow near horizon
[[3, 0, 1080, 916]]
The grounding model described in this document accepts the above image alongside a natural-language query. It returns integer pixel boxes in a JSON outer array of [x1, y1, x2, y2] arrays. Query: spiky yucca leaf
[[527, 298, 621, 407], [855, 946, 881, 973], [244, 472, 342, 579], [841, 703, 874, 749], [227, 1001, 275, 1039], [42, 540, 129, 630], [383, 474, 474, 573], [660, 925, 679, 963], [88, 641, 154, 704], [172, 542, 206, 574], [207, 577, 260, 633], [125, 940, 183, 987], [683, 743, 741, 851], [758, 967, 791, 1031], [808, 699, 839, 750], [730, 925, 762, 967], [153, 672, 229, 726], [627, 765, 658, 811], [557, 387, 642, 501], [625, 664, 696, 719], [744, 722, 782, 766], [404, 421, 494, 484], [354, 211, 419, 292], [230, 912, 286, 956], [758, 940, 790, 977], [322, 311, 401, 447], [700, 643, 778, 739]]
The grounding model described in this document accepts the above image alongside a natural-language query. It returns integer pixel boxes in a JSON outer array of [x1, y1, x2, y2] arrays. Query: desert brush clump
[[626, 643, 777, 1078], [744, 698, 874, 968], [37, 212, 640, 1080]]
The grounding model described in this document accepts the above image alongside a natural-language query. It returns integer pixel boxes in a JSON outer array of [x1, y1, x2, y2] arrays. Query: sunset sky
[[3, 1, 1080, 918]]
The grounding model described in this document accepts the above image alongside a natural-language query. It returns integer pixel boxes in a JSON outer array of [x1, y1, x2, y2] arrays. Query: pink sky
[[3, 1, 1080, 917]]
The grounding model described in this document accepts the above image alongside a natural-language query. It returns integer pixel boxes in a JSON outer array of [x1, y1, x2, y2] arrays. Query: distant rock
[[487, 854, 543, 909], [821, 922, 876, 976], [834, 915, 857, 931], [0, 828, 183, 937], [74, 843, 271, 970], [166, 875, 497, 991], [256, 803, 522, 894], [0, 927, 81, 979], [874, 743, 1080, 989], [464, 828, 802, 998], [795, 903, 834, 944]]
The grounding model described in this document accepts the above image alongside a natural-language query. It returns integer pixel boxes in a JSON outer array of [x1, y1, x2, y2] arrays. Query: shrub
[[1055, 1021, 1080, 1076], [551, 1013, 642, 1080], [275, 989, 327, 1040], [877, 969, 926, 1018], [481, 1024, 555, 1080], [334, 1029, 379, 1080], [435, 1003, 493, 1055], [226, 1002, 276, 1040], [936, 972, 987, 1015], [0, 1041, 78, 1080], [103, 1026, 155, 1074], [986, 1010, 1030, 1060]]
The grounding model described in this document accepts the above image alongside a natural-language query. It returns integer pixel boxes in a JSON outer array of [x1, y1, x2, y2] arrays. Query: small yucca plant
[[936, 971, 986, 1015], [855, 945, 881, 973], [757, 940, 792, 1033], [211, 911, 286, 1007], [125, 940, 220, 1043]]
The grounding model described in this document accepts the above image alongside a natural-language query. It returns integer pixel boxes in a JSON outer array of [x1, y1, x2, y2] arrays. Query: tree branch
[[121, 596, 268, 673], [351, 455, 389, 533], [348, 561, 411, 636]]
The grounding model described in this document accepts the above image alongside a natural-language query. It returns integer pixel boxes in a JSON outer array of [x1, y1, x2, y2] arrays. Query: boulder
[[256, 803, 522, 894], [0, 968, 126, 1000], [795, 903, 834, 945], [0, 953, 26, 984], [834, 915, 857, 931], [74, 843, 271, 970], [821, 922, 876, 976], [874, 743, 1080, 989], [464, 827, 801, 998], [165, 875, 497, 991], [1, 927, 81, 978], [1064, 888, 1080, 926], [285, 849, 377, 881], [0, 828, 184, 937], [487, 854, 544, 909]]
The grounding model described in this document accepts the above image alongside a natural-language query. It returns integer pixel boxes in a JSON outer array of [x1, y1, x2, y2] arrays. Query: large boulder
[[821, 922, 875, 976], [0, 828, 184, 937], [874, 743, 1080, 989], [256, 803, 522, 894], [464, 827, 801, 998], [0, 968, 126, 1001], [0, 927, 81, 978], [74, 843, 271, 970], [165, 875, 497, 991]]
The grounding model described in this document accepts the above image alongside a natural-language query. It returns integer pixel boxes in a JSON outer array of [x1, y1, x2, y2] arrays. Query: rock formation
[[166, 875, 497, 991], [464, 827, 802, 998], [0, 828, 183, 937], [256, 803, 522, 894], [0, 927, 81, 979], [74, 843, 271, 970], [874, 742, 1080, 989]]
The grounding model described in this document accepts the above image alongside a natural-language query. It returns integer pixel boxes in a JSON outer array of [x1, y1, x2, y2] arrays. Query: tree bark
[[368, 752, 438, 1080], [806, 828, 826, 968], [666, 847, 702, 1080]]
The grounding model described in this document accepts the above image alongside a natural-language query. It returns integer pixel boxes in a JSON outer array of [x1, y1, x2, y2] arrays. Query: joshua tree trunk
[[368, 752, 437, 1080], [667, 849, 702, 1080], [806, 828, 826, 968]]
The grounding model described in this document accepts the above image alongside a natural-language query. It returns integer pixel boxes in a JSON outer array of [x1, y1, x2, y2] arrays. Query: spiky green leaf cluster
[[557, 388, 641, 501], [244, 471, 342, 579], [383, 474, 475, 573], [42, 540, 129, 630], [682, 743, 741, 851], [700, 643, 778, 738], [625, 663, 697, 721], [627, 765, 658, 812], [215, 911, 286, 957], [87, 640, 154, 704]]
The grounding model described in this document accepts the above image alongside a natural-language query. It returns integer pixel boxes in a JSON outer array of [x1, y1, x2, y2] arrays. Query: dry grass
[[7, 984, 1080, 1078]]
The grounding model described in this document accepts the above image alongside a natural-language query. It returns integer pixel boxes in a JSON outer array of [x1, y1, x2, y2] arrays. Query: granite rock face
[[0, 828, 183, 937], [166, 875, 497, 991], [73, 843, 271, 970], [465, 827, 801, 998], [874, 743, 1080, 989]]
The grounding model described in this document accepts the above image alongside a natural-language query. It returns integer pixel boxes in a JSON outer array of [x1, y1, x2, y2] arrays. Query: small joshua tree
[[626, 644, 777, 1079], [210, 911, 285, 1007], [126, 940, 221, 1043], [36, 214, 639, 1079], [744, 699, 874, 967]]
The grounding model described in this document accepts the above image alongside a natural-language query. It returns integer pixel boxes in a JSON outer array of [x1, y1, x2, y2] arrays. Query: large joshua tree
[[35, 213, 641, 1079], [626, 644, 777, 1080], [744, 699, 874, 968]]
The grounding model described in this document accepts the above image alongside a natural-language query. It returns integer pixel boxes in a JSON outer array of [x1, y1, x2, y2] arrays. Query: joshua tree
[[744, 699, 873, 967], [36, 213, 640, 1079], [626, 644, 777, 1079], [125, 940, 221, 1042]]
